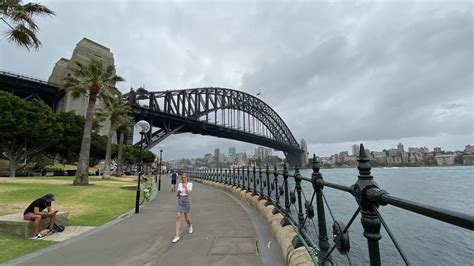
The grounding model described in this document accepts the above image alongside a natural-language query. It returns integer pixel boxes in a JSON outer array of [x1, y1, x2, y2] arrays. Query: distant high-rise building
[[229, 147, 236, 158], [352, 144, 360, 156], [254, 147, 272, 161], [397, 143, 405, 153], [300, 139, 309, 165], [214, 148, 220, 161]]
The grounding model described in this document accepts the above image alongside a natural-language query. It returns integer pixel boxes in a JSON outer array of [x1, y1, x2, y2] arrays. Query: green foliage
[[61, 59, 125, 185], [45, 111, 84, 162], [122, 145, 156, 165], [61, 59, 125, 100], [90, 134, 107, 166], [0, 91, 61, 176], [0, 0, 55, 50], [0, 91, 60, 145]]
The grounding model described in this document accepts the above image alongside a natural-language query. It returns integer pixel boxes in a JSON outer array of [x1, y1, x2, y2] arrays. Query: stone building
[[48, 38, 117, 138]]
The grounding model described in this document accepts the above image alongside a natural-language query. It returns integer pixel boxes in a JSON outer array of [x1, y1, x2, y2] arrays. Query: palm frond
[[22, 3, 55, 16], [6, 23, 40, 50]]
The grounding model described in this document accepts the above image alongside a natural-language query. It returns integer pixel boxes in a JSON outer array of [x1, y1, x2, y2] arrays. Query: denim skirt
[[177, 195, 191, 213]]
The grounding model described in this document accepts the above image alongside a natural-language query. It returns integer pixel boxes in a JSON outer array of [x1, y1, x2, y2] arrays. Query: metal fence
[[188, 144, 474, 265]]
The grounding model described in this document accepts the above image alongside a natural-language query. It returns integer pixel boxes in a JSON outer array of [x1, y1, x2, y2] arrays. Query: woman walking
[[172, 174, 193, 243]]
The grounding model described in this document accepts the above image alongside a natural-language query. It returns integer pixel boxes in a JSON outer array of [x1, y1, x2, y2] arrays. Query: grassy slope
[[0, 175, 138, 263]]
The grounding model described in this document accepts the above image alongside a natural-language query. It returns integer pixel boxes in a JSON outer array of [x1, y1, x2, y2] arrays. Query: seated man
[[23, 193, 57, 239]]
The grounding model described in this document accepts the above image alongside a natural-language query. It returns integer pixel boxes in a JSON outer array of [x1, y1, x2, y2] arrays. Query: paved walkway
[[8, 181, 283, 266]]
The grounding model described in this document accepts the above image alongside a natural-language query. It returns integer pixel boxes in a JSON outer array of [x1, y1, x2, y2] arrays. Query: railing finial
[[357, 143, 372, 178]]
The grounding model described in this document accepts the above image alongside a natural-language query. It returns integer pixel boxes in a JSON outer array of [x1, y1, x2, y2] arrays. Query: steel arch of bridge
[[123, 87, 303, 164]]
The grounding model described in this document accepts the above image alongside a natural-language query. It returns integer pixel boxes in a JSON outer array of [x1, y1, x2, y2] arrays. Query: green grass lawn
[[0, 232, 54, 263], [0, 175, 140, 263]]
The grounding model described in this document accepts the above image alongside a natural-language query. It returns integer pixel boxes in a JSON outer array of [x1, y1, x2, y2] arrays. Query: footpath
[[7, 181, 283, 266]]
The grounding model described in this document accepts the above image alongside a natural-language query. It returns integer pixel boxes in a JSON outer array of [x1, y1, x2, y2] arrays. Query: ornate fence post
[[242, 166, 246, 190], [272, 165, 281, 214], [247, 166, 251, 192], [281, 163, 291, 226], [232, 167, 235, 187], [312, 154, 330, 262], [292, 167, 305, 248], [265, 164, 272, 206], [258, 164, 265, 200], [237, 167, 245, 189], [225, 169, 228, 184], [355, 144, 382, 266], [252, 166, 258, 196]]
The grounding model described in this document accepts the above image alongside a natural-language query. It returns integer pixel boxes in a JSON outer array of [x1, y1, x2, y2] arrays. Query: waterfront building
[[387, 148, 399, 157], [214, 148, 220, 162], [229, 147, 236, 160], [462, 154, 474, 165], [435, 154, 455, 166], [464, 145, 474, 154], [352, 144, 360, 156]]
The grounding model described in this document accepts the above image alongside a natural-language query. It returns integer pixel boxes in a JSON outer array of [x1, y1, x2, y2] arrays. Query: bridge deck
[[10, 181, 283, 265]]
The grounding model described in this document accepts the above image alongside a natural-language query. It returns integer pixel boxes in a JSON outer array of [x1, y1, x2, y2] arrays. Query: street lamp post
[[135, 120, 150, 214], [158, 148, 163, 191], [154, 157, 158, 185]]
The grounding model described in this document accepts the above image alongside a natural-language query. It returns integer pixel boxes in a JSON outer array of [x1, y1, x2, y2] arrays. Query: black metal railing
[[187, 144, 474, 265]]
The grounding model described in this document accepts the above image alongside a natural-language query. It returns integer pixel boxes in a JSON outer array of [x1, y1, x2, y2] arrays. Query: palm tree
[[115, 115, 133, 177], [96, 96, 131, 179], [62, 59, 124, 185], [0, 0, 54, 50]]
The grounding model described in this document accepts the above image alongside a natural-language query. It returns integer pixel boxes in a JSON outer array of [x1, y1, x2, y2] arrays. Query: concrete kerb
[[193, 179, 313, 266]]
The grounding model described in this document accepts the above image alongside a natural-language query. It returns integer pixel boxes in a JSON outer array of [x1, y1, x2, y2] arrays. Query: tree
[[96, 96, 131, 179], [89, 134, 107, 168], [45, 111, 84, 163], [122, 145, 156, 169], [0, 91, 60, 177], [0, 0, 54, 50], [115, 115, 133, 177], [62, 59, 124, 185]]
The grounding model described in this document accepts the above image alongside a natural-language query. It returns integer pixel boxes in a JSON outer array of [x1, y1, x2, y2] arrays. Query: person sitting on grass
[[23, 193, 58, 240]]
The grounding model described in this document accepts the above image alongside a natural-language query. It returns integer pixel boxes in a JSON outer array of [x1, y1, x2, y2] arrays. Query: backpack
[[52, 223, 65, 233]]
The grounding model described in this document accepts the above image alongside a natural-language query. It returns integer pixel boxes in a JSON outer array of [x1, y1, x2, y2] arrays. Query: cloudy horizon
[[1, 0, 472, 160]]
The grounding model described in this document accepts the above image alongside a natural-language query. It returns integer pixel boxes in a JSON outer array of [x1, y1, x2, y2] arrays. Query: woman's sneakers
[[172, 226, 193, 243], [30, 233, 44, 240]]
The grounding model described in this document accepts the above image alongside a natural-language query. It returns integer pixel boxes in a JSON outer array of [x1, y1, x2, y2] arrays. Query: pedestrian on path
[[170, 170, 178, 192], [172, 174, 193, 243]]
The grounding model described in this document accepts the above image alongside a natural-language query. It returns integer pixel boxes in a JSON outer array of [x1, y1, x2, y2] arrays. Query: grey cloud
[[1, 0, 472, 159]]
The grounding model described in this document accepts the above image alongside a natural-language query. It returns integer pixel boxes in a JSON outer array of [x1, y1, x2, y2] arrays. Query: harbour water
[[293, 166, 474, 265]]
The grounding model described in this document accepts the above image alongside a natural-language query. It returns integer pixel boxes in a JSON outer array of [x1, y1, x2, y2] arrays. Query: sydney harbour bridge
[[0, 70, 305, 166]]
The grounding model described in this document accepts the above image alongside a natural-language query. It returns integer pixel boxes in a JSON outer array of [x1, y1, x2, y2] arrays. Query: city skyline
[[166, 141, 472, 162]]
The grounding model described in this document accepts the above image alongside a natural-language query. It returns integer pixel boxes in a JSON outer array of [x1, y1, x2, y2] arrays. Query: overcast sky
[[0, 0, 472, 160]]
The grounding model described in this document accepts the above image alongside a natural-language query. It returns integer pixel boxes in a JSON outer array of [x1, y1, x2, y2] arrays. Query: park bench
[[0, 211, 69, 237]]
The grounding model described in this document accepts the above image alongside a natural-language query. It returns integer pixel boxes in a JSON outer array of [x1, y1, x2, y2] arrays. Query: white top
[[177, 182, 193, 196]]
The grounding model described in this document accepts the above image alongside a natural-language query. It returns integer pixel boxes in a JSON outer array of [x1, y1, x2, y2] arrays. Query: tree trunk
[[9, 160, 17, 178], [74, 92, 98, 185], [102, 124, 113, 179], [116, 131, 124, 177]]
